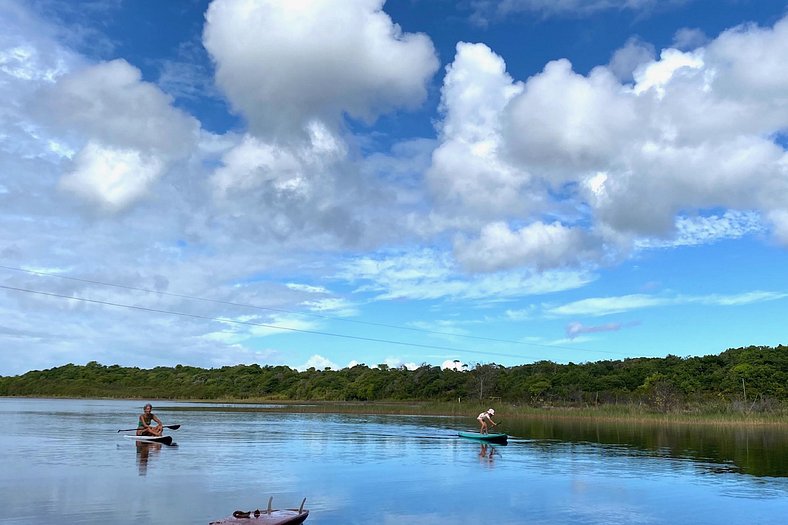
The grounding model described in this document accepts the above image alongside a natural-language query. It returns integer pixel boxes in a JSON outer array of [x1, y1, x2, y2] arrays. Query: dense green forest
[[1, 345, 786, 412]]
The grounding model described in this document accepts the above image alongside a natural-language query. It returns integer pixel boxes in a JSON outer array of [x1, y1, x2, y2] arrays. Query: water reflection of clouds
[[381, 512, 458, 524], [562, 500, 660, 525], [505, 418, 788, 479], [509, 437, 788, 504], [6, 400, 788, 524]]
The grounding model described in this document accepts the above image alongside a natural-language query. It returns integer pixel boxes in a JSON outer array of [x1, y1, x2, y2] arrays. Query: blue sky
[[1, 0, 787, 376]]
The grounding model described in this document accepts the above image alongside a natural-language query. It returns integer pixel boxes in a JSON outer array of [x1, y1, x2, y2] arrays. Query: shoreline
[[4, 396, 787, 426], [160, 398, 788, 427]]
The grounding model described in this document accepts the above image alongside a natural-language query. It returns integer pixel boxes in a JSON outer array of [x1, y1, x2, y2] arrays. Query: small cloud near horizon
[[566, 320, 641, 339]]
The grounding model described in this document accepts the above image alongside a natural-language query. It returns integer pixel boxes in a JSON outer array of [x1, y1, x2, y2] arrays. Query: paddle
[[117, 424, 181, 432], [479, 420, 501, 435]]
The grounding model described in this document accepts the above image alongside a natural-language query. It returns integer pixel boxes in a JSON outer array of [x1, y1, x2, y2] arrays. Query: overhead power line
[[0, 264, 629, 358], [0, 284, 548, 362], [0, 264, 540, 346]]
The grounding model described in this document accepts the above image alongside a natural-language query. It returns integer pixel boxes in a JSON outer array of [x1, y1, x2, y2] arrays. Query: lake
[[2, 398, 787, 524]]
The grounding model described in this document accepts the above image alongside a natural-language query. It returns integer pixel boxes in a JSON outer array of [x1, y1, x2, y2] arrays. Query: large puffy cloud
[[607, 37, 655, 83], [209, 124, 412, 248], [585, 138, 787, 236], [426, 44, 603, 271], [34, 59, 200, 212], [39, 60, 197, 156], [211, 126, 344, 201], [210, 129, 353, 242], [429, 14, 788, 274], [706, 17, 788, 102], [503, 59, 639, 177], [454, 221, 594, 272], [581, 19, 788, 235], [201, 0, 441, 248], [203, 0, 439, 138], [427, 43, 530, 218], [59, 142, 165, 211]]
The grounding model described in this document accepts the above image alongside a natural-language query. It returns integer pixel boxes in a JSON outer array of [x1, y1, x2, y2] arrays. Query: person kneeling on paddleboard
[[477, 408, 496, 434], [137, 403, 164, 436]]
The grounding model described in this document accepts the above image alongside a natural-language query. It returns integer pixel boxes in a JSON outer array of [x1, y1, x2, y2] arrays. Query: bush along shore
[[1, 345, 786, 424], [146, 400, 787, 426]]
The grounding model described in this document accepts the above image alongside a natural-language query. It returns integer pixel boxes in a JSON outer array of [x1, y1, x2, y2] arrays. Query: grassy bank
[[162, 398, 788, 426]]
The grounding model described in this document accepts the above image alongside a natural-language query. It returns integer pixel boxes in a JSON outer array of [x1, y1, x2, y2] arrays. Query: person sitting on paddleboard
[[477, 408, 496, 434], [137, 403, 164, 436]]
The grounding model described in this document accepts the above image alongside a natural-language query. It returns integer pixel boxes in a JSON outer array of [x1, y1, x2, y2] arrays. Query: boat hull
[[458, 431, 508, 444]]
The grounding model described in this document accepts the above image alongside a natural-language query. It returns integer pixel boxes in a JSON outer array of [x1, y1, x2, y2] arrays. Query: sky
[[1, 0, 787, 377]]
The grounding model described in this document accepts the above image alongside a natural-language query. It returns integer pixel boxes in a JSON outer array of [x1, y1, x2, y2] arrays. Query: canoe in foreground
[[458, 431, 508, 444], [210, 497, 309, 525], [124, 434, 173, 446]]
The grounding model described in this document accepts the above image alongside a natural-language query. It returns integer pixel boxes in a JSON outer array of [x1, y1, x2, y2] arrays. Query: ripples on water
[[2, 398, 787, 524]]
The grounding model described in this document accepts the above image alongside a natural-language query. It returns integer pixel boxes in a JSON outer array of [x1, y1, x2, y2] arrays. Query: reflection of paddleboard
[[458, 431, 508, 444], [124, 434, 173, 445]]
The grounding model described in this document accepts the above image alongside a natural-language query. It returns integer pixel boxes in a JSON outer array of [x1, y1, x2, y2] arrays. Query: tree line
[[1, 345, 785, 412]]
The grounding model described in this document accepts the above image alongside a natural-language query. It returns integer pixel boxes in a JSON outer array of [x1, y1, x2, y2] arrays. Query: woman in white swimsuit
[[477, 408, 496, 434]]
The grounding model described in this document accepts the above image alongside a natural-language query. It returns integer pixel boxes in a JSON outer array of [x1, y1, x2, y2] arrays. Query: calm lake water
[[2, 398, 787, 524]]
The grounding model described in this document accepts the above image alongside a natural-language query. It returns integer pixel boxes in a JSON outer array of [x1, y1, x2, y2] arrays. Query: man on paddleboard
[[137, 403, 165, 436], [477, 408, 496, 434]]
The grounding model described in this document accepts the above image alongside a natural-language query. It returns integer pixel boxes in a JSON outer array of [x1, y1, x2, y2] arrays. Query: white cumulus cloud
[[441, 359, 467, 371], [454, 221, 593, 272], [427, 43, 528, 217], [34, 59, 199, 211], [428, 13, 788, 272], [59, 142, 165, 212], [203, 0, 439, 138], [299, 354, 339, 371]]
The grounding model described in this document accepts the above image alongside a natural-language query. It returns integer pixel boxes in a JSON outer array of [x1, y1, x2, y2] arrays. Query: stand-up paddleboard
[[458, 431, 508, 444], [124, 434, 173, 445], [210, 497, 309, 525]]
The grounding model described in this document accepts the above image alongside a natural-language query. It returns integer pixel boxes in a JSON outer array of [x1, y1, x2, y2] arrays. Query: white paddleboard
[[124, 434, 173, 445]]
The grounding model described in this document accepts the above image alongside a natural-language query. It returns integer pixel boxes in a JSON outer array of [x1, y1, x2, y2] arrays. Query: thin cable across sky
[[0, 265, 630, 360]]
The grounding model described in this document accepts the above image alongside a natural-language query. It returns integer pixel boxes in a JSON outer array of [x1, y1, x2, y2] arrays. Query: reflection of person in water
[[135, 441, 162, 476], [478, 443, 499, 462]]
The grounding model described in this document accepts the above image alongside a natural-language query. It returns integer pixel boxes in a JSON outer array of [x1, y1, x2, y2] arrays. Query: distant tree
[[1, 345, 785, 409]]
